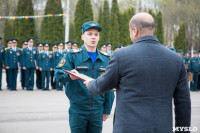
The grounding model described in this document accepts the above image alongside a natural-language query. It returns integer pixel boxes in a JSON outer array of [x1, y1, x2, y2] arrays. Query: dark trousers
[[190, 72, 199, 91], [25, 68, 34, 90], [51, 70, 56, 89], [0, 68, 2, 90], [8, 69, 18, 90], [56, 81, 63, 90], [6, 69, 9, 89], [36, 69, 42, 89], [198, 74, 200, 90], [21, 69, 26, 89], [69, 107, 103, 133], [42, 71, 50, 90]]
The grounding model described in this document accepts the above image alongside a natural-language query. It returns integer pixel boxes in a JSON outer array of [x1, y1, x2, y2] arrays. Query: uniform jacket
[[55, 45, 114, 114], [36, 50, 43, 67], [0, 46, 4, 68], [54, 50, 67, 66], [39, 51, 53, 71], [88, 35, 191, 133], [4, 47, 21, 69], [188, 57, 200, 73], [22, 47, 37, 68]]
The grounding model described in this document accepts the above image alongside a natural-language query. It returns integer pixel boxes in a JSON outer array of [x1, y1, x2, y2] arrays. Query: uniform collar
[[135, 35, 159, 44], [81, 45, 105, 62]]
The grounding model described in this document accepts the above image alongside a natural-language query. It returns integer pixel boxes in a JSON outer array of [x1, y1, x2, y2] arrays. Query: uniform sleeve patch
[[59, 59, 66, 67]]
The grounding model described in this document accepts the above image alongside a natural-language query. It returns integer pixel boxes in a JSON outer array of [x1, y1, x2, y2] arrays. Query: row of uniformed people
[[0, 37, 80, 91], [170, 47, 200, 91]]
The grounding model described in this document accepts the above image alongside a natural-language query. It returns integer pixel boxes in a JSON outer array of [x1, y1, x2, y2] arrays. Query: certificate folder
[[63, 70, 94, 81]]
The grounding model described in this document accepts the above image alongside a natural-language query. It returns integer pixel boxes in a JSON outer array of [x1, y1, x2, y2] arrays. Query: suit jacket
[[88, 35, 191, 133]]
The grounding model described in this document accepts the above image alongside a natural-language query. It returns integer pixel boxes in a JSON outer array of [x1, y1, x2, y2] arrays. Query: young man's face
[[13, 42, 17, 47], [107, 45, 112, 50], [186, 53, 191, 58], [38, 46, 43, 51], [194, 53, 198, 58], [53, 47, 57, 51], [7, 42, 13, 47], [58, 45, 63, 50], [44, 46, 49, 51], [72, 45, 78, 49], [101, 47, 107, 52], [67, 43, 71, 49], [81, 29, 100, 48], [23, 44, 27, 48], [28, 41, 34, 47]]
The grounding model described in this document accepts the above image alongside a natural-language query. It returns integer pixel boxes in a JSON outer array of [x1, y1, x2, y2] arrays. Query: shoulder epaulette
[[5, 47, 11, 50], [71, 48, 82, 53], [99, 50, 110, 56]]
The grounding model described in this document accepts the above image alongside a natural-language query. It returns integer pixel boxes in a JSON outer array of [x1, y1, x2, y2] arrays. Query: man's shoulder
[[70, 48, 82, 54]]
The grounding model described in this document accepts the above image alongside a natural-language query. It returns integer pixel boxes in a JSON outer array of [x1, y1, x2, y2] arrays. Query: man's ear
[[81, 34, 84, 41], [133, 27, 138, 37]]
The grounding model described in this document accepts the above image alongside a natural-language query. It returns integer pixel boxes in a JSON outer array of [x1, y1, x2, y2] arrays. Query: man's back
[[111, 36, 191, 133], [87, 35, 191, 133]]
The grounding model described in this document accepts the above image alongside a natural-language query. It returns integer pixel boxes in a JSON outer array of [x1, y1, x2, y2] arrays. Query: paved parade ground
[[0, 71, 200, 133]]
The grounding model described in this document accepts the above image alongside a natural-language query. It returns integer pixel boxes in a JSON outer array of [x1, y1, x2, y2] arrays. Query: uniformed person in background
[[0, 40, 4, 91], [71, 42, 79, 50], [55, 21, 114, 133], [20, 40, 28, 89], [4, 39, 13, 90], [22, 37, 37, 91], [65, 41, 72, 52], [178, 49, 187, 64], [185, 51, 191, 72], [169, 46, 176, 52], [36, 42, 43, 89], [118, 44, 125, 49], [188, 50, 200, 91], [54, 41, 66, 91], [39, 43, 52, 91], [51, 43, 58, 89], [4, 38, 21, 91], [100, 43, 107, 53], [106, 43, 112, 55], [114, 46, 120, 51]]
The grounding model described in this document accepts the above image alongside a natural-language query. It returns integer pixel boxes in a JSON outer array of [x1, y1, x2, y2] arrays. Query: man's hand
[[103, 114, 109, 121], [69, 69, 79, 80], [50, 68, 53, 71], [36, 66, 38, 70], [5, 66, 10, 69], [83, 79, 94, 88], [23, 67, 26, 70], [40, 68, 42, 71]]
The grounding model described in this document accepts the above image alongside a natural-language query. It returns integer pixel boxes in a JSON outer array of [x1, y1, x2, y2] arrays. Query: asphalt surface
[[0, 70, 199, 133]]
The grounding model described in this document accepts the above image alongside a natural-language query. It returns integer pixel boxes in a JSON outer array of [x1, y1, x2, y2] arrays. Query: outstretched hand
[[83, 79, 94, 88], [69, 69, 79, 80]]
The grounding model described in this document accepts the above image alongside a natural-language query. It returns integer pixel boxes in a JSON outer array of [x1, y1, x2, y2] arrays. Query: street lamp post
[[65, 0, 70, 49]]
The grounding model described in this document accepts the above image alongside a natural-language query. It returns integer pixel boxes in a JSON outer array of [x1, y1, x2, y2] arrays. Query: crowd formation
[[0, 37, 124, 91], [0, 36, 198, 92], [170, 47, 200, 91]]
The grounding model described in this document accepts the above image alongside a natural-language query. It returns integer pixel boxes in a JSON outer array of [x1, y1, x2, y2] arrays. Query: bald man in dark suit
[[83, 13, 191, 133]]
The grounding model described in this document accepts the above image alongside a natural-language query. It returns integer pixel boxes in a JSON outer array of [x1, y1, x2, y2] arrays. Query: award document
[[63, 70, 94, 81]]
